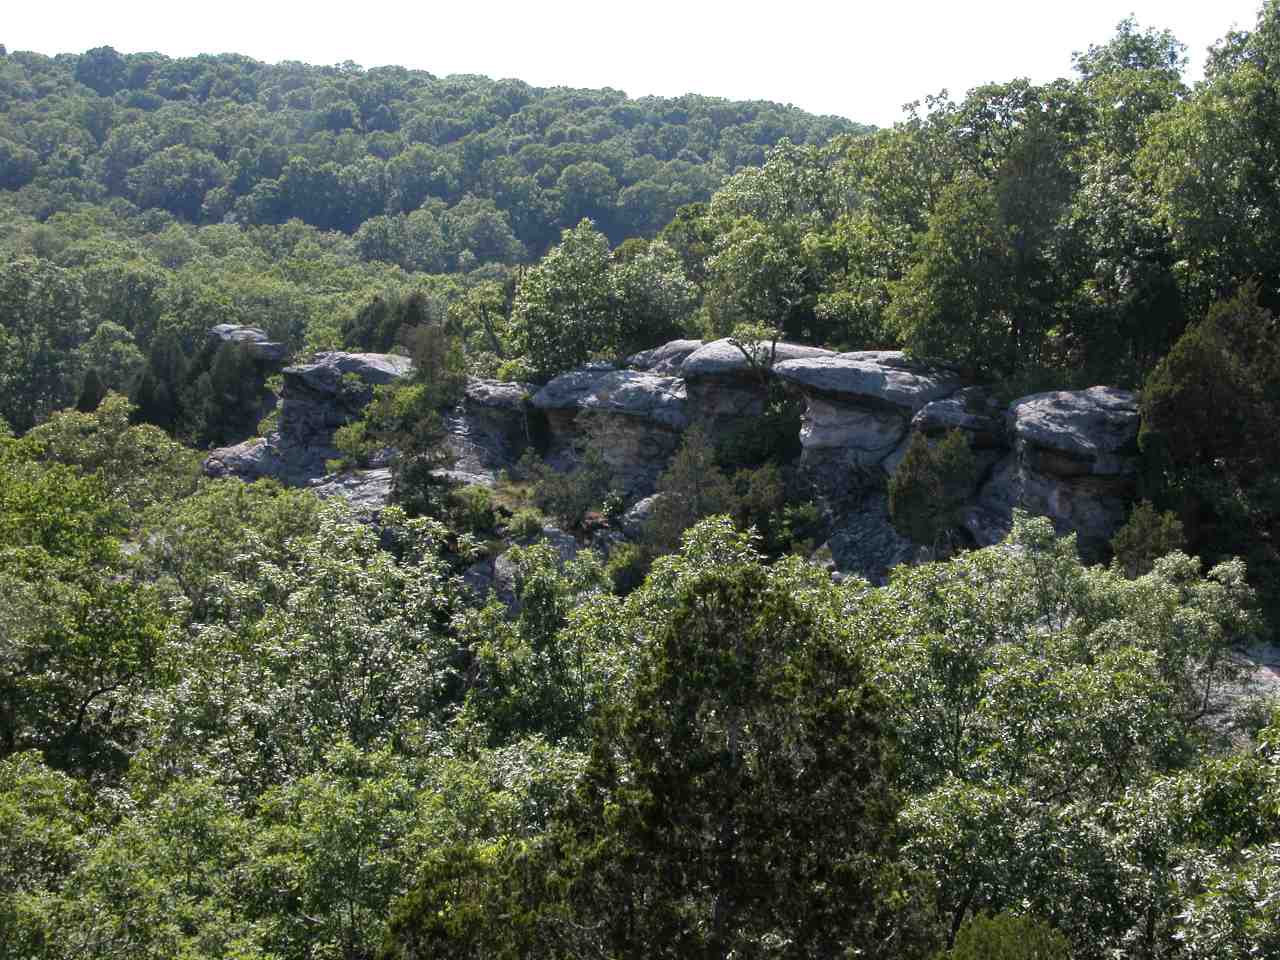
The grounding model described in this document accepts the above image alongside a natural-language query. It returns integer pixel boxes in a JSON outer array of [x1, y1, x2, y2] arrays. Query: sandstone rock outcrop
[[201, 326, 1146, 579], [278, 352, 414, 449], [442, 378, 536, 487], [208, 324, 287, 364], [680, 338, 832, 427], [532, 367, 689, 494], [964, 387, 1140, 561], [772, 350, 962, 499], [627, 339, 703, 375], [204, 351, 415, 509]]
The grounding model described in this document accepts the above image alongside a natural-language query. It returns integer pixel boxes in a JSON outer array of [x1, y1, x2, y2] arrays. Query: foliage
[[1111, 499, 1186, 578], [522, 425, 617, 530], [505, 505, 547, 540], [393, 518, 941, 958], [889, 429, 978, 547], [944, 912, 1071, 959], [1140, 281, 1280, 619]]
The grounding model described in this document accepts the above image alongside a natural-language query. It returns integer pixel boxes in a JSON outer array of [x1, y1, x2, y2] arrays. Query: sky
[[3, 1, 1268, 127]]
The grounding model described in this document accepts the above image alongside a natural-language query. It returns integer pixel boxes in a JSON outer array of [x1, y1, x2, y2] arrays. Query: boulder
[[308, 467, 394, 515], [772, 351, 959, 413], [1007, 386, 1140, 478], [680, 338, 833, 426], [965, 387, 1141, 560], [443, 378, 536, 486], [911, 386, 1004, 448], [628, 339, 704, 375], [680, 338, 833, 380], [204, 350, 414, 486], [208, 324, 287, 364], [532, 368, 689, 493], [770, 351, 962, 499], [821, 492, 918, 585], [620, 493, 663, 540]]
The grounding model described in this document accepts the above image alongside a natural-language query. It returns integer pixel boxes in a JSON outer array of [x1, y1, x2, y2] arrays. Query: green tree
[[511, 219, 615, 378], [0, 258, 93, 431]]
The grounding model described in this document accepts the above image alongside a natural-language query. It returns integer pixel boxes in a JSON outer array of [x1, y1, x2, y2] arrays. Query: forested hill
[[0, 44, 863, 253], [6, 10, 1280, 960]]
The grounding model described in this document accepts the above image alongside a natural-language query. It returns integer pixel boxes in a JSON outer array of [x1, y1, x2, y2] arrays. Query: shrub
[[645, 426, 736, 551], [525, 417, 618, 529], [1111, 500, 1185, 578], [714, 393, 803, 469], [944, 912, 1071, 960], [505, 507, 546, 540], [604, 541, 649, 594], [449, 485, 497, 536], [888, 429, 977, 547]]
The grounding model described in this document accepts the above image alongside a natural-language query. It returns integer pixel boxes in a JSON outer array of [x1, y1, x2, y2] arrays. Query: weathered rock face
[[680, 338, 833, 427], [821, 492, 919, 585], [442, 379, 536, 487], [628, 339, 704, 375], [204, 350, 415, 510], [966, 387, 1140, 561], [308, 468, 394, 515], [208, 324, 288, 364], [201, 327, 1145, 578], [772, 351, 962, 499], [532, 367, 689, 494], [279, 352, 414, 447]]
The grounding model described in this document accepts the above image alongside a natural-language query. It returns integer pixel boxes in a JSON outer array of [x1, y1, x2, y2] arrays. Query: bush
[[448, 485, 496, 536], [714, 392, 803, 469], [524, 417, 618, 529], [505, 507, 546, 540], [1111, 500, 1185, 578], [495, 356, 536, 384], [645, 426, 735, 551], [944, 912, 1071, 960], [604, 541, 649, 594], [889, 429, 977, 547]]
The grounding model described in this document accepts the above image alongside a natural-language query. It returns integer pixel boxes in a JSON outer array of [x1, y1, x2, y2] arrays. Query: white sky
[[3, 1, 1267, 127]]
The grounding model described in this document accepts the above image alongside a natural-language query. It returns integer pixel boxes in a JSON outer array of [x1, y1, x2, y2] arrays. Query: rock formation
[[531, 366, 688, 494], [207, 324, 287, 364], [772, 350, 961, 499], [964, 387, 1140, 561], [201, 327, 1144, 581], [204, 349, 534, 511], [679, 338, 831, 428]]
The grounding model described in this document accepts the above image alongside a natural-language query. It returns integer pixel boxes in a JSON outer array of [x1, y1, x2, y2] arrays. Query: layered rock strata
[[531, 367, 689, 494]]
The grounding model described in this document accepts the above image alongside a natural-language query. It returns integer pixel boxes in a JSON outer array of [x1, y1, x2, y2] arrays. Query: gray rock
[[912, 386, 1004, 447], [966, 389, 1142, 561], [283, 351, 414, 395], [680, 338, 833, 380], [202, 436, 277, 481], [628, 339, 704, 375], [279, 351, 414, 448], [208, 324, 287, 364], [823, 493, 918, 585], [769, 352, 961, 501], [533, 369, 689, 494], [309, 468, 394, 514], [1007, 386, 1139, 475], [772, 351, 959, 413], [532, 368, 688, 430], [444, 378, 536, 485], [799, 395, 907, 458], [621, 494, 663, 540], [205, 351, 415, 488]]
